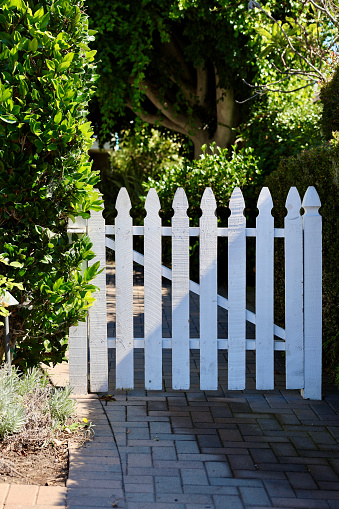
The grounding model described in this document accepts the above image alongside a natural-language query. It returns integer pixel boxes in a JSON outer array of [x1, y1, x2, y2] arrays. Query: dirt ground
[[0, 426, 89, 486]]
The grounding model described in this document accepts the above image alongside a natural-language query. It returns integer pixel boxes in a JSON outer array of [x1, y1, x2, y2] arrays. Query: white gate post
[[302, 186, 322, 400], [88, 207, 108, 393], [68, 215, 88, 394]]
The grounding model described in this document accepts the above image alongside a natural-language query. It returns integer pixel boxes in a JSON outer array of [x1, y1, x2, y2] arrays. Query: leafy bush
[[0, 0, 102, 367], [0, 365, 76, 440], [320, 65, 339, 140], [240, 82, 322, 178], [266, 134, 339, 378], [143, 143, 261, 226], [100, 128, 185, 224]]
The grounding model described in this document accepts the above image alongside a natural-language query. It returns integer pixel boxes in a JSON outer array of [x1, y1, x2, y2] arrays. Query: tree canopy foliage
[[87, 0, 334, 157], [87, 0, 262, 156], [248, 0, 338, 98]]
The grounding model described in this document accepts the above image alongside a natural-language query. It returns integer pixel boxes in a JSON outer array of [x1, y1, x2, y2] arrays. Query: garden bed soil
[[0, 427, 89, 486]]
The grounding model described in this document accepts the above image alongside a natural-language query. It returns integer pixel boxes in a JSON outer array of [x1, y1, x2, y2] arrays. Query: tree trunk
[[214, 87, 238, 149]]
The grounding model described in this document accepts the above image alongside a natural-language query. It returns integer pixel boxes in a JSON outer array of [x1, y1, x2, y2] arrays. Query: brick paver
[[0, 484, 66, 508]]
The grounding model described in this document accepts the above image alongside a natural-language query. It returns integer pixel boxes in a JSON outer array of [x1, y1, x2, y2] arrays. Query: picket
[[69, 323, 88, 394], [88, 208, 108, 393], [285, 187, 303, 389], [68, 215, 88, 394], [228, 187, 246, 390], [256, 187, 274, 390], [199, 188, 218, 390], [172, 188, 190, 390], [115, 188, 134, 389], [144, 189, 163, 390], [302, 186, 322, 400]]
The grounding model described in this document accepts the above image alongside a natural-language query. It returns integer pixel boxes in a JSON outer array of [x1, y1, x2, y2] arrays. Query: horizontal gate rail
[[106, 225, 285, 237]]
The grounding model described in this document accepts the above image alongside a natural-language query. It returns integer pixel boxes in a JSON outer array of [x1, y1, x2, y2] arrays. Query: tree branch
[[308, 0, 338, 27], [141, 80, 192, 132], [249, 1, 325, 81], [125, 100, 190, 137]]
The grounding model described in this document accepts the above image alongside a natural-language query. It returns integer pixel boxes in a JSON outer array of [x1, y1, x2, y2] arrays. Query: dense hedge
[[0, 0, 102, 367], [266, 134, 339, 378], [320, 66, 339, 140]]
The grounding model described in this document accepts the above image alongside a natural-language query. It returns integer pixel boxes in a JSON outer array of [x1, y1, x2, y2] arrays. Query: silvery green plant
[[0, 365, 26, 438], [0, 365, 77, 440]]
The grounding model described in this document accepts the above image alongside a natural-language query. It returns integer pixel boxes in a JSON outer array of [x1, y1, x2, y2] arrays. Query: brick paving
[[3, 264, 338, 509]]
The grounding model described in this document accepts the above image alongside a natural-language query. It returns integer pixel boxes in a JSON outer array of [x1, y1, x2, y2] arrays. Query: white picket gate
[[68, 186, 322, 400]]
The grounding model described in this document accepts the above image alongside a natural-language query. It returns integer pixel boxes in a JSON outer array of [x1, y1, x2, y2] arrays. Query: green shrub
[[143, 143, 261, 226], [0, 0, 102, 367], [100, 127, 185, 224], [320, 66, 339, 140], [240, 82, 322, 178], [266, 134, 339, 377]]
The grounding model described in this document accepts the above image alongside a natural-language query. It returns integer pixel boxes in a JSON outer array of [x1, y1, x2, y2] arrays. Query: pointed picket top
[[285, 187, 301, 219], [200, 187, 217, 217], [145, 188, 161, 216], [302, 186, 321, 214], [257, 187, 273, 215], [115, 187, 132, 214], [172, 187, 189, 215], [229, 186, 245, 215]]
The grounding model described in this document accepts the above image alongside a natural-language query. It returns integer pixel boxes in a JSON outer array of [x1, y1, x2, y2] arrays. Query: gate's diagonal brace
[[105, 237, 285, 340]]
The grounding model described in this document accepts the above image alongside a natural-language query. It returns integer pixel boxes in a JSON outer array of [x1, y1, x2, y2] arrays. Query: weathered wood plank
[[144, 189, 162, 390], [88, 207, 108, 393], [172, 188, 190, 390], [285, 187, 303, 389], [115, 188, 134, 389], [69, 321, 88, 394], [228, 187, 246, 390], [68, 218, 88, 395], [199, 188, 218, 390], [302, 186, 322, 400], [256, 187, 274, 390]]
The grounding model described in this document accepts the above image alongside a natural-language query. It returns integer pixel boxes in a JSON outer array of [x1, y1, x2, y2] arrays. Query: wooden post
[[88, 207, 108, 393], [285, 187, 303, 389], [144, 189, 163, 390], [228, 187, 246, 390], [115, 188, 134, 389], [302, 186, 322, 400], [256, 187, 274, 390], [68, 215, 88, 394], [200, 188, 218, 390], [172, 188, 190, 390]]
